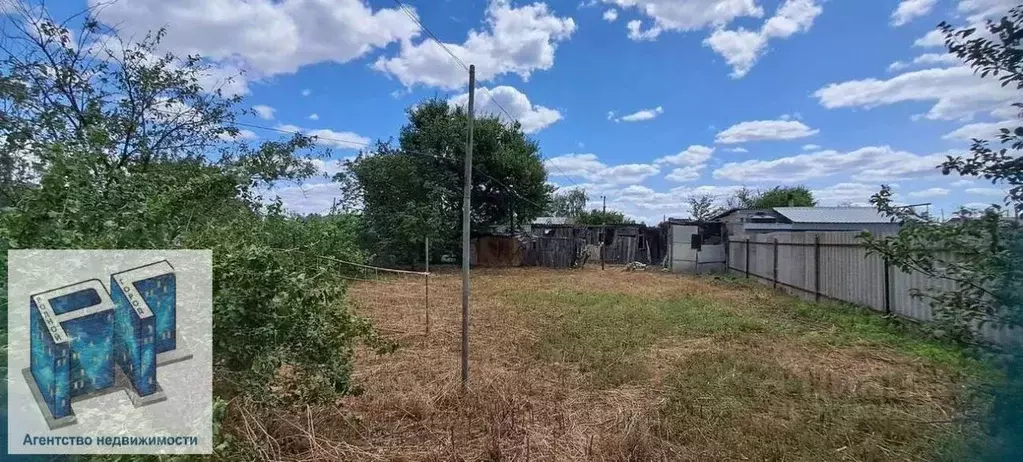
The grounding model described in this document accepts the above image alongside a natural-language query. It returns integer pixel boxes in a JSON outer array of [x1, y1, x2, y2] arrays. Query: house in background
[[714, 207, 901, 240], [667, 207, 901, 274]]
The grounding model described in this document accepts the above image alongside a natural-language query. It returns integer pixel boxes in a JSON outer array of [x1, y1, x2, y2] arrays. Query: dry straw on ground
[[233, 266, 980, 461]]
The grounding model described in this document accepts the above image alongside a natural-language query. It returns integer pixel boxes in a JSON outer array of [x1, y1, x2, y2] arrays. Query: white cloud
[[626, 19, 662, 41], [651, 146, 715, 182], [965, 187, 1007, 197], [887, 53, 962, 72], [812, 183, 884, 206], [253, 104, 276, 120], [580, 182, 749, 224], [545, 153, 660, 185], [891, 0, 937, 27], [665, 166, 704, 182], [373, 0, 576, 90], [726, 147, 749, 153], [703, 28, 766, 78], [308, 113, 320, 120], [913, 29, 945, 48], [813, 66, 1016, 120], [654, 145, 714, 166], [614, 105, 664, 122], [272, 181, 342, 215], [909, 187, 950, 197], [606, 0, 764, 38], [779, 113, 802, 121], [448, 85, 562, 133], [991, 105, 1020, 119], [703, 0, 822, 78], [603, 9, 619, 21], [276, 124, 370, 150], [91, 0, 421, 80], [309, 158, 348, 177], [943, 119, 1015, 141], [713, 145, 950, 182], [957, 0, 1019, 24], [715, 120, 819, 144], [951, 179, 976, 187], [301, 88, 311, 96], [802, 144, 821, 151]]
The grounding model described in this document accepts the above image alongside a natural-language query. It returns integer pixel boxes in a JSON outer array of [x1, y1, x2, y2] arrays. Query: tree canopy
[[688, 194, 723, 221], [547, 188, 588, 217], [0, 9, 388, 438], [576, 209, 636, 225], [726, 186, 817, 209], [336, 99, 552, 265]]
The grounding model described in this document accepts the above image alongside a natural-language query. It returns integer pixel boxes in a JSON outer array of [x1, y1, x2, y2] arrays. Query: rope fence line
[[317, 255, 430, 276], [316, 254, 432, 336]]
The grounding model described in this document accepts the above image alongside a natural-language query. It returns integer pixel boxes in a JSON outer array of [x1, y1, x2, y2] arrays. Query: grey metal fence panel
[[725, 231, 1016, 345]]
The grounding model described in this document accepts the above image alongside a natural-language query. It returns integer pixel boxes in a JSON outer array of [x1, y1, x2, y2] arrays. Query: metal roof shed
[[772, 207, 895, 224], [741, 207, 901, 235]]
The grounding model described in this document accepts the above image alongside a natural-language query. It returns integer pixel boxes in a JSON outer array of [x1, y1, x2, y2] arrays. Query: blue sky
[[40, 0, 1020, 223]]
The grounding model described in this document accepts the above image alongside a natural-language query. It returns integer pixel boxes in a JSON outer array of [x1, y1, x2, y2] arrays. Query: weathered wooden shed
[[529, 224, 667, 265], [471, 232, 586, 269]]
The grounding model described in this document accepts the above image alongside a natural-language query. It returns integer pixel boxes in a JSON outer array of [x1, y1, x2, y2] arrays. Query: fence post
[[744, 238, 750, 279], [772, 238, 779, 289], [814, 234, 821, 302], [883, 257, 891, 314]]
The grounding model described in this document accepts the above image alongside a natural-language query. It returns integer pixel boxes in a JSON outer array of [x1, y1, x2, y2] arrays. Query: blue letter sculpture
[[26, 260, 191, 429]]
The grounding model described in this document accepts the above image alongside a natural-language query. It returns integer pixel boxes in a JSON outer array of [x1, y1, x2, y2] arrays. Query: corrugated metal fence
[[727, 231, 1017, 345]]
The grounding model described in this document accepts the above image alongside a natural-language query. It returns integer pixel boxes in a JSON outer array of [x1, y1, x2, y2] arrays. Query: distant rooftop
[[772, 207, 895, 224], [532, 216, 574, 225]]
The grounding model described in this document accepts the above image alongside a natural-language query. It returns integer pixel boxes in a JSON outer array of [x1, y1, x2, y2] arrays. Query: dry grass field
[[239, 266, 989, 461]]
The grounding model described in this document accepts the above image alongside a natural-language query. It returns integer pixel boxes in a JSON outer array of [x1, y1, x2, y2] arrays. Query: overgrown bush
[[0, 8, 388, 457]]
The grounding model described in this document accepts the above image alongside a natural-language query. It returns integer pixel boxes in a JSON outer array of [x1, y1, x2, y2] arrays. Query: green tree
[[0, 7, 386, 417], [337, 99, 552, 265], [861, 7, 1022, 459], [576, 209, 635, 225], [724, 186, 816, 209], [547, 188, 588, 217], [749, 186, 817, 208], [688, 194, 723, 221]]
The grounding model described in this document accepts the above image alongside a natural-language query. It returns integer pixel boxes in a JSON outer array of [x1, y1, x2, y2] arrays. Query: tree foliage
[[547, 188, 588, 217], [862, 8, 1022, 459], [0, 8, 386, 414], [687, 194, 723, 221], [575, 208, 635, 225], [728, 186, 817, 209], [336, 99, 552, 265]]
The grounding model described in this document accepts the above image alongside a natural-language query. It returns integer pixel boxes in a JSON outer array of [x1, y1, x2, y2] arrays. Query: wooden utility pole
[[461, 65, 475, 391]]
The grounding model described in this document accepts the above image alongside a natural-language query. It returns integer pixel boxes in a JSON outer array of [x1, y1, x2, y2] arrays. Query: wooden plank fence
[[728, 231, 1018, 345]]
